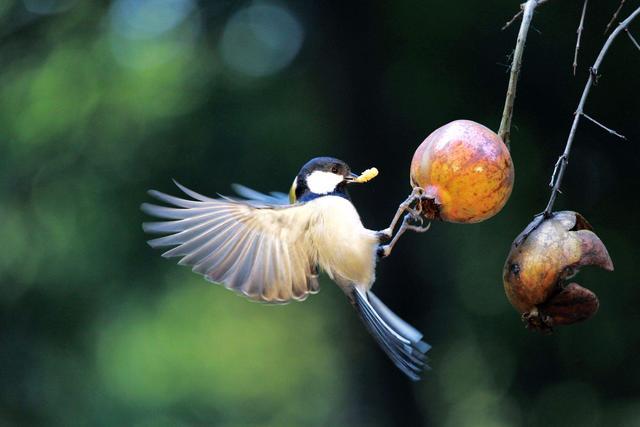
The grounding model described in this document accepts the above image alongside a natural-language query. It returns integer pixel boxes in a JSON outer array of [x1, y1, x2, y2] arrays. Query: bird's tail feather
[[351, 287, 431, 381]]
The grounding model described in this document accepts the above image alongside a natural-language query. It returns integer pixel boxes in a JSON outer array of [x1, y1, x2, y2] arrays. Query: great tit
[[141, 157, 430, 380]]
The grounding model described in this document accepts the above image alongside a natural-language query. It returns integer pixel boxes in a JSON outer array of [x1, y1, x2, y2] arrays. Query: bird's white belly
[[309, 196, 378, 288]]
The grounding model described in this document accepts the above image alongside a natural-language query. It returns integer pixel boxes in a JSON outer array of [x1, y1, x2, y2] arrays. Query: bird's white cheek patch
[[306, 171, 344, 194]]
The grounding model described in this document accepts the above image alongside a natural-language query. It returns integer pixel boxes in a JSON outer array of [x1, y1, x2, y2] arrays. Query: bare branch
[[581, 112, 627, 140], [498, 0, 542, 148], [625, 28, 640, 51], [604, 0, 626, 35], [573, 0, 588, 75], [544, 6, 640, 217], [502, 0, 550, 31]]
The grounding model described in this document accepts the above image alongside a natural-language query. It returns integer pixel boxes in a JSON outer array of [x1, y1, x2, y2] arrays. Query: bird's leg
[[378, 213, 431, 259], [378, 187, 424, 241]]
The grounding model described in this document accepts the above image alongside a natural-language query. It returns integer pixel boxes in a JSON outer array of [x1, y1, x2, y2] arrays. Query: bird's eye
[[331, 166, 338, 173]]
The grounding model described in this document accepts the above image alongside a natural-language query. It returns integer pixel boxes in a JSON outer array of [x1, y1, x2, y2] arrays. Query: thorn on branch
[[588, 67, 601, 84], [502, 0, 550, 31], [581, 113, 628, 140], [625, 28, 640, 51], [605, 0, 626, 35], [573, 0, 588, 76], [506, 49, 515, 63], [502, 8, 524, 31], [549, 155, 567, 187]]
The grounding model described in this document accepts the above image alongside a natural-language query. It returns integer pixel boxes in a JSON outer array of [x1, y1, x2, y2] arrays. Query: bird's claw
[[402, 209, 430, 231], [404, 221, 431, 233], [377, 245, 391, 259], [377, 213, 431, 259], [377, 186, 431, 259]]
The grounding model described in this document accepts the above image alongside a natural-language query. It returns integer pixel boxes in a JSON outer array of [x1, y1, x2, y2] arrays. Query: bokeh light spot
[[109, 0, 195, 40], [107, 0, 201, 71], [220, 2, 304, 78]]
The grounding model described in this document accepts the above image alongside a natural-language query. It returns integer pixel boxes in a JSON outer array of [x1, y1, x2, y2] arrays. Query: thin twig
[[581, 112, 627, 140], [605, 0, 626, 35], [626, 28, 640, 51], [544, 6, 640, 216], [498, 0, 541, 148], [502, 0, 550, 31], [548, 155, 566, 187], [502, 9, 524, 31], [573, 0, 588, 75]]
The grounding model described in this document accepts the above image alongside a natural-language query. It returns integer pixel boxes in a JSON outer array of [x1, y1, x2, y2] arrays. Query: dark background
[[1, 0, 639, 426]]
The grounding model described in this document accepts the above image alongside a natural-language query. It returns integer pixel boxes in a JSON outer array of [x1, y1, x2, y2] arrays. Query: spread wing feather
[[231, 183, 290, 205], [142, 182, 320, 303]]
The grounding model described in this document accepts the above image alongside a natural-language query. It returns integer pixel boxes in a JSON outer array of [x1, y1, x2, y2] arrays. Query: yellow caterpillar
[[353, 167, 379, 183]]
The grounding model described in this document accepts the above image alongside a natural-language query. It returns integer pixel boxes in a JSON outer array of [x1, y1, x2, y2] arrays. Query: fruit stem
[[543, 5, 640, 216], [498, 0, 541, 149]]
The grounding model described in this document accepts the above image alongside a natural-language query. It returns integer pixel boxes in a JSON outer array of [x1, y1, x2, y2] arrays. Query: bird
[[141, 156, 431, 380]]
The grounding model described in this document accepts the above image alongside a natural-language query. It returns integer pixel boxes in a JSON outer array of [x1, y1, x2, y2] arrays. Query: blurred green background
[[1, 0, 639, 426]]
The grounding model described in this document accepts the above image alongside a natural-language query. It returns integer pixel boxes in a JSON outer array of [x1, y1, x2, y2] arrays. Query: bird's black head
[[290, 157, 358, 203]]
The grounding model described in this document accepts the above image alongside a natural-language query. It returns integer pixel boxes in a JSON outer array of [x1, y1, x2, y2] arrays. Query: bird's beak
[[345, 172, 360, 184]]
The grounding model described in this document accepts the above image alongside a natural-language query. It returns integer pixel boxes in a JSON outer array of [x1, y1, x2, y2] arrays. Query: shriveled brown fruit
[[410, 120, 514, 223], [503, 211, 613, 332]]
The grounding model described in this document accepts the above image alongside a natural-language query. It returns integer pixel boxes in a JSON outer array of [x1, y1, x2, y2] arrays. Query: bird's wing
[[231, 183, 290, 206], [141, 181, 319, 303]]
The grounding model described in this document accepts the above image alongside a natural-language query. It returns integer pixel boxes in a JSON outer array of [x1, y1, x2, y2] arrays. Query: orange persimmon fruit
[[410, 120, 514, 223]]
